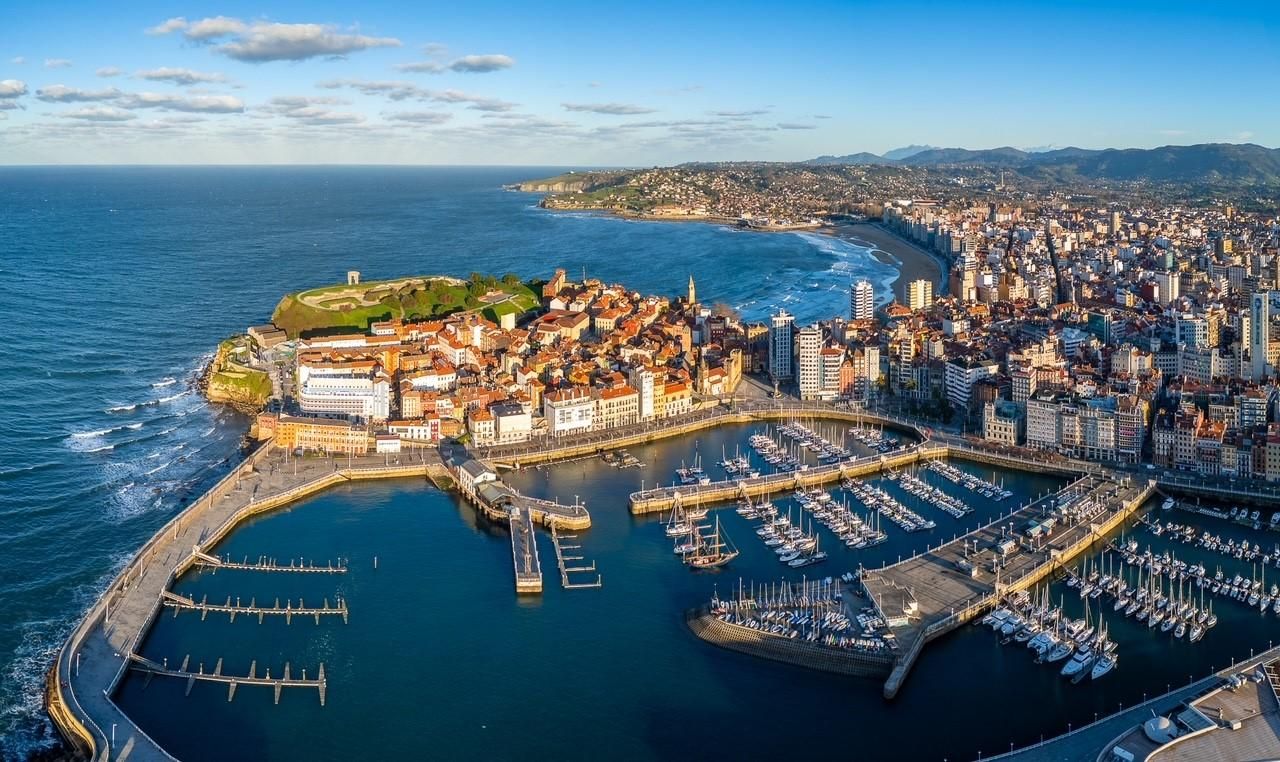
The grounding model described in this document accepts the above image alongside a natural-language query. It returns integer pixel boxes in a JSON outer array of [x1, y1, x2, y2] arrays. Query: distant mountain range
[[805, 143, 1280, 183]]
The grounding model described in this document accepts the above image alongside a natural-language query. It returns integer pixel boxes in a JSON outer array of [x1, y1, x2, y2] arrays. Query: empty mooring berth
[[189, 549, 348, 574], [551, 526, 603, 590], [128, 653, 327, 706], [161, 590, 350, 624]]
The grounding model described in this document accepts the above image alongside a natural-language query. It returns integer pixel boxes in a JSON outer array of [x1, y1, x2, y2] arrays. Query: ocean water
[[0, 167, 902, 757]]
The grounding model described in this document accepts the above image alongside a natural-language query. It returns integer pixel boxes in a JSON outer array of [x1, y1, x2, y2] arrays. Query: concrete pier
[[864, 475, 1157, 699], [628, 442, 1086, 514], [510, 507, 543, 594]]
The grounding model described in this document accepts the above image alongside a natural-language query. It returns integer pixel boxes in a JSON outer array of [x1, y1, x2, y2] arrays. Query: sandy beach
[[829, 221, 950, 297]]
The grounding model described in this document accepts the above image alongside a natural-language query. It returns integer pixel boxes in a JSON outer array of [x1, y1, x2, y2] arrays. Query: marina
[[49, 416, 1280, 762]]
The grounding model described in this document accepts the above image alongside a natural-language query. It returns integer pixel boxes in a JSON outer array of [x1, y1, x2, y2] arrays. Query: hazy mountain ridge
[[804, 143, 1280, 183]]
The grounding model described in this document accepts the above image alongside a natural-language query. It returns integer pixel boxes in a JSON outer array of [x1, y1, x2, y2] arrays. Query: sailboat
[[665, 502, 692, 538], [688, 516, 740, 569]]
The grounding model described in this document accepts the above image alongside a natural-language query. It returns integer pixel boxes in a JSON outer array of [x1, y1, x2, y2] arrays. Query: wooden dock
[[550, 526, 602, 590], [161, 590, 350, 624], [510, 507, 543, 594], [128, 653, 327, 705], [189, 549, 347, 574]]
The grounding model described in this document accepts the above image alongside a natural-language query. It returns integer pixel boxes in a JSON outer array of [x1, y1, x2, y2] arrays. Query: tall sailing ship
[[687, 516, 740, 569]]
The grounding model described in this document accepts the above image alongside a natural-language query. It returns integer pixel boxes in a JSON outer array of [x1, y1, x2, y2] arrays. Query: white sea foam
[[151, 377, 177, 388], [144, 460, 173, 476]]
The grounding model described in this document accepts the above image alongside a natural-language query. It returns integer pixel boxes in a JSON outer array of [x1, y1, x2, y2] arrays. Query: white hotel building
[[298, 364, 392, 421]]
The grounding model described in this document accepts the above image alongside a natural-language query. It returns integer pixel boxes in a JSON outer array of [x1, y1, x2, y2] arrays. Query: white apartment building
[[850, 279, 874, 321], [795, 325, 823, 399], [543, 388, 595, 436], [943, 357, 998, 410], [906, 279, 933, 311], [490, 402, 533, 444], [298, 366, 391, 421], [769, 310, 795, 380], [628, 365, 656, 421]]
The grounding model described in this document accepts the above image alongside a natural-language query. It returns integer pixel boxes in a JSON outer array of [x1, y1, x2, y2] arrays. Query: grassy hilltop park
[[270, 273, 542, 337]]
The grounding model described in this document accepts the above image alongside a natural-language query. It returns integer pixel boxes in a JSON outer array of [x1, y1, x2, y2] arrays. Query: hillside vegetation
[[271, 273, 540, 337], [807, 143, 1280, 184]]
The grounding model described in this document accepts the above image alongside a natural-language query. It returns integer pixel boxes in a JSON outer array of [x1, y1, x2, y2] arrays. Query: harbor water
[[117, 422, 1277, 761]]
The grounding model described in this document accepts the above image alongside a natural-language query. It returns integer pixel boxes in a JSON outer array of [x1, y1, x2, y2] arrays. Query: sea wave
[[0, 462, 59, 481], [151, 377, 178, 388], [0, 553, 132, 759], [68, 422, 145, 440], [143, 460, 174, 476]]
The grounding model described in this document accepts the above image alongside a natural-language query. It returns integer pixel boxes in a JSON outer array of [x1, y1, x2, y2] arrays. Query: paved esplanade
[[53, 448, 439, 761]]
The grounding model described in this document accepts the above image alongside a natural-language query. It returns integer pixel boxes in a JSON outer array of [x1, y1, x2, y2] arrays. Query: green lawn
[[272, 276, 540, 337]]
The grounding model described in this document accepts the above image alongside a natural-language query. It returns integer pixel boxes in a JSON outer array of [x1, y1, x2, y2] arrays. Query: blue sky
[[1, 0, 1276, 164]]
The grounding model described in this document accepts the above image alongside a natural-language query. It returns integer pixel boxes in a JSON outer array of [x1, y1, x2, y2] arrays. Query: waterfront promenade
[[50, 446, 443, 761], [479, 399, 927, 469]]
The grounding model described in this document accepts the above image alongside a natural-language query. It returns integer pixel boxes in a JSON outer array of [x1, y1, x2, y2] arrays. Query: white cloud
[[135, 67, 227, 86], [97, 67, 122, 77], [36, 85, 123, 102], [34, 84, 243, 113], [0, 79, 28, 99], [397, 54, 515, 74], [44, 58, 73, 69], [147, 15, 402, 62], [186, 16, 249, 41], [422, 42, 449, 56], [59, 106, 136, 121], [777, 122, 816, 130], [318, 79, 515, 111], [443, 54, 514, 73], [562, 102, 656, 115], [261, 95, 363, 125], [710, 109, 769, 118], [147, 17, 189, 35], [433, 89, 515, 111], [385, 110, 452, 124], [10, 56, 25, 65], [395, 61, 445, 73], [120, 92, 244, 113]]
